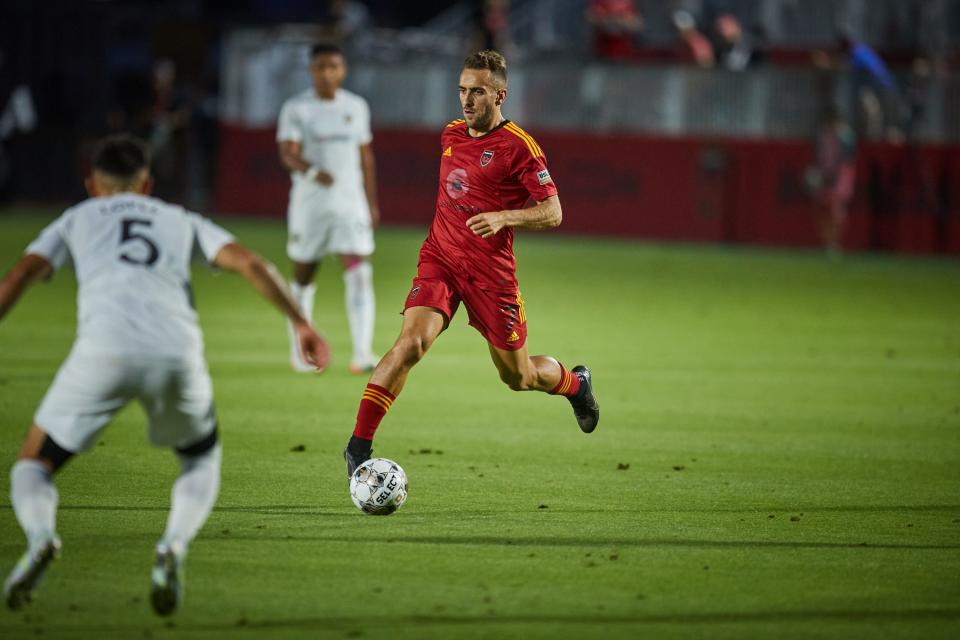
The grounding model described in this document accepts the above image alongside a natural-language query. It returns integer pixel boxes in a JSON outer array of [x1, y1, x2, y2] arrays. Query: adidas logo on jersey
[[507, 331, 520, 342], [443, 146, 452, 157]]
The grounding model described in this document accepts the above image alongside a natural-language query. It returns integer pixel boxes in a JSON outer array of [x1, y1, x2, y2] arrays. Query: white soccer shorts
[[34, 351, 217, 453], [286, 185, 374, 262]]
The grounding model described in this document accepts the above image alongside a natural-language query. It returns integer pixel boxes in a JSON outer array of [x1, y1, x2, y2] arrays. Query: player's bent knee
[[175, 426, 219, 459], [394, 335, 432, 365], [36, 435, 74, 472]]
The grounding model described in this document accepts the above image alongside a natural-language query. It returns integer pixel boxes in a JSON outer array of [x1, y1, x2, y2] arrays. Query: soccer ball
[[349, 458, 408, 515]]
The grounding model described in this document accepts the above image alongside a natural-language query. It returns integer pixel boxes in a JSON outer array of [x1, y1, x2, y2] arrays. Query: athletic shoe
[[4, 536, 61, 610], [349, 355, 380, 375], [291, 358, 318, 373], [150, 544, 184, 616], [567, 365, 600, 433], [344, 447, 372, 479]]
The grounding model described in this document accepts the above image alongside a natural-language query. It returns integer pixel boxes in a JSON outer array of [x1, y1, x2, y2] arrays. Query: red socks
[[353, 383, 396, 440], [549, 367, 581, 397]]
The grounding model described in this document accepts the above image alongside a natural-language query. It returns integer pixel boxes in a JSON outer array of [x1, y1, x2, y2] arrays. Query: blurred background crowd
[[1, 0, 958, 253]]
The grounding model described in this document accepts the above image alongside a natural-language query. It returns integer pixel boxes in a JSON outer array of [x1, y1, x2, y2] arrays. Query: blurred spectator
[[673, 2, 762, 70], [470, 0, 513, 56], [807, 108, 857, 256], [713, 13, 762, 70], [904, 56, 932, 139], [586, 0, 643, 61], [320, 0, 373, 53], [839, 32, 903, 141], [149, 59, 192, 201], [673, 9, 713, 66], [839, 0, 954, 72], [0, 49, 38, 202]]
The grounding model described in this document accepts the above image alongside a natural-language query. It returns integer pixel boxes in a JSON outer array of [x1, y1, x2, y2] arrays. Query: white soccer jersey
[[276, 88, 372, 203], [25, 193, 234, 359]]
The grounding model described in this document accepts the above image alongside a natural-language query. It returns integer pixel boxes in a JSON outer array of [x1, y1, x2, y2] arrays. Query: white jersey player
[[277, 42, 380, 374], [0, 135, 329, 616]]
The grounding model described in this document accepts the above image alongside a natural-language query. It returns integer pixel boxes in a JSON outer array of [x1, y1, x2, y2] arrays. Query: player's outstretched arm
[[213, 242, 331, 370], [466, 195, 562, 238], [0, 254, 53, 322]]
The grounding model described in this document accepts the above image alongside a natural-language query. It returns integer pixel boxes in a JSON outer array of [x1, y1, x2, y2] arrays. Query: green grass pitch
[[0, 209, 958, 639]]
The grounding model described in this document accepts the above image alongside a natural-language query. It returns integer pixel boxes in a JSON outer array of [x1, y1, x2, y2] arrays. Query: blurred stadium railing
[[221, 28, 958, 142]]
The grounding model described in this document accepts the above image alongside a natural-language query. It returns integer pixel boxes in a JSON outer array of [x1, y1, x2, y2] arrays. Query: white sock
[[10, 459, 59, 553], [343, 262, 375, 365], [290, 281, 316, 324], [288, 282, 316, 367], [159, 444, 221, 555]]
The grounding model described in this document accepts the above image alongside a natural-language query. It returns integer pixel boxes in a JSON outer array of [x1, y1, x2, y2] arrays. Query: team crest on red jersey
[[480, 150, 494, 167]]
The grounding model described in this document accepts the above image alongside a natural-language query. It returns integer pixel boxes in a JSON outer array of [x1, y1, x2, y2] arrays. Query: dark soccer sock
[[352, 383, 396, 445], [348, 435, 373, 456], [549, 366, 581, 398]]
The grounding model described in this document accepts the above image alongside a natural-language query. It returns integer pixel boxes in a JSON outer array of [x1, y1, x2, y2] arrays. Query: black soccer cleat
[[4, 537, 61, 610], [150, 544, 184, 617], [344, 446, 372, 479], [567, 365, 599, 433]]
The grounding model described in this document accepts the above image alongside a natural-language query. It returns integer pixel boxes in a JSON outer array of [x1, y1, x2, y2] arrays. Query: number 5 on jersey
[[120, 218, 160, 266]]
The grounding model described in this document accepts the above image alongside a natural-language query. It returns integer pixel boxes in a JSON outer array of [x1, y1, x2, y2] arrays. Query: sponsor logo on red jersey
[[444, 168, 470, 200]]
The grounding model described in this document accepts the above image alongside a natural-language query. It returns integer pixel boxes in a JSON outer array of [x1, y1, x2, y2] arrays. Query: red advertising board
[[215, 125, 960, 255]]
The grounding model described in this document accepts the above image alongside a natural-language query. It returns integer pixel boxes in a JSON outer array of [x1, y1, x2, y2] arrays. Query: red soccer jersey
[[418, 119, 558, 292]]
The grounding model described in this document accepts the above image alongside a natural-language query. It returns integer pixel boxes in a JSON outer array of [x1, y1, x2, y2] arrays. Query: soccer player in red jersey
[[344, 50, 599, 475]]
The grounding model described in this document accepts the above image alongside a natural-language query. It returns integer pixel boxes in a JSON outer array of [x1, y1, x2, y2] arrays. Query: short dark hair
[[311, 42, 343, 58], [91, 134, 151, 181], [463, 50, 507, 88]]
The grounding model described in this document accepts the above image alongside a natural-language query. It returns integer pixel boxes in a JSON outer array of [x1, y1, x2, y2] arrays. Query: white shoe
[[349, 354, 379, 375], [291, 356, 320, 373], [150, 543, 184, 616], [4, 536, 61, 610]]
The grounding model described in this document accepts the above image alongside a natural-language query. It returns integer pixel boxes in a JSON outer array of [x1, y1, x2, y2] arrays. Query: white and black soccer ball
[[349, 458, 408, 515]]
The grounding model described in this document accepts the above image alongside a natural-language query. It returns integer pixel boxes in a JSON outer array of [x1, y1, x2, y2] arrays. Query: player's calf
[[496, 366, 538, 391]]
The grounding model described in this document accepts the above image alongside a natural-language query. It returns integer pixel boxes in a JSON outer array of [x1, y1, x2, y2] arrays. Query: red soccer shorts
[[403, 263, 527, 351]]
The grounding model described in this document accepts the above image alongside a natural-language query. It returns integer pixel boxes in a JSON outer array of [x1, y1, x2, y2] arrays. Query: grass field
[[0, 209, 958, 639]]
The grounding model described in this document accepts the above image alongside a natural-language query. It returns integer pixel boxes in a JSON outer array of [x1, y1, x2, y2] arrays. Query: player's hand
[[466, 212, 506, 238], [294, 321, 331, 372], [369, 203, 381, 228], [315, 170, 335, 186]]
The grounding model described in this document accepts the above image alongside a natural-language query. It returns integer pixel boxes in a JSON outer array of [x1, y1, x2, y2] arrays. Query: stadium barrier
[[215, 125, 960, 255]]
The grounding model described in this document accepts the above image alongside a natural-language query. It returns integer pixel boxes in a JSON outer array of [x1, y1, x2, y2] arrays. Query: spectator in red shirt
[[587, 0, 643, 61]]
